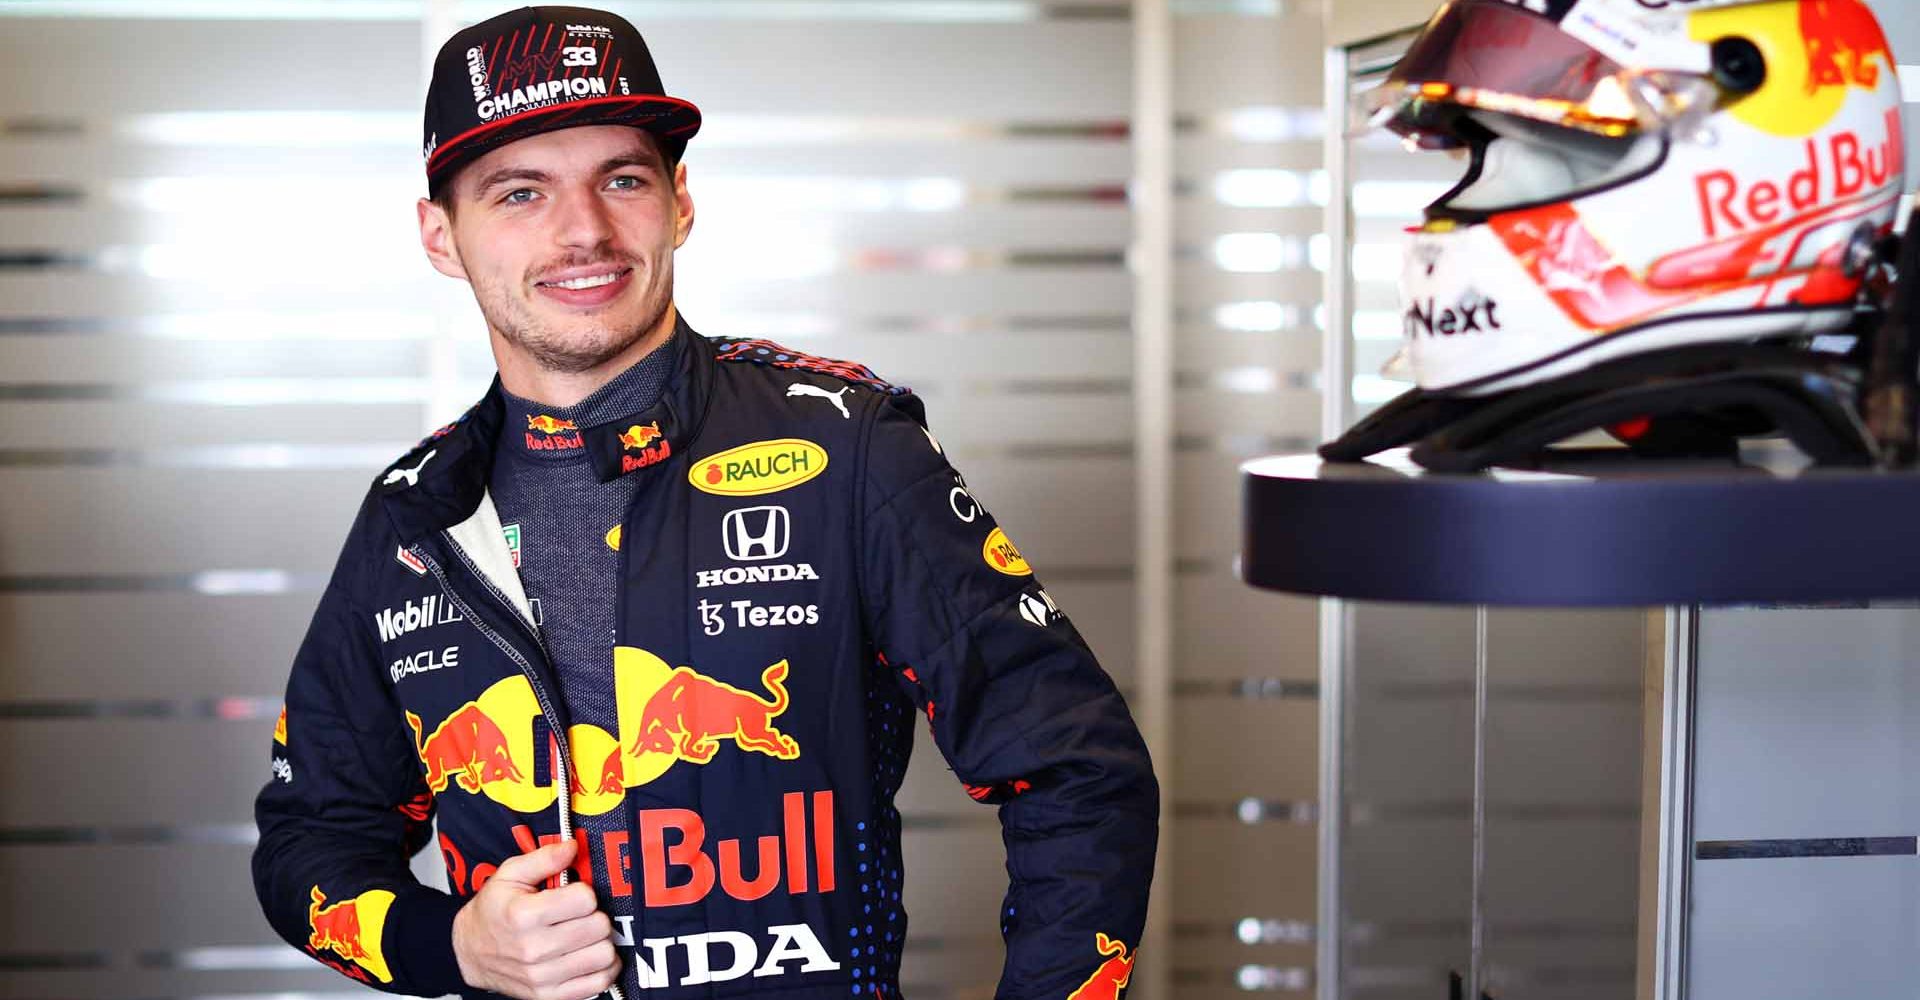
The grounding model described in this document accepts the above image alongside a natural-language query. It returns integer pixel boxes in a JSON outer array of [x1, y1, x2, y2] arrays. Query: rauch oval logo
[[983, 527, 1032, 576], [689, 439, 829, 497]]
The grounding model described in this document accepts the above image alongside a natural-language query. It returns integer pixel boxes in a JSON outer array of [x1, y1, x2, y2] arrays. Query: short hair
[[427, 131, 684, 219]]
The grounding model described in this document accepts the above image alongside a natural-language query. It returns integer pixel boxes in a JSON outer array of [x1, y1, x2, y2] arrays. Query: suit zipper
[[415, 541, 627, 1000]]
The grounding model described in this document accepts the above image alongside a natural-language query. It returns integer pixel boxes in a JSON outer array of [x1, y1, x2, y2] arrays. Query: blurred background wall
[[0, 1, 1332, 997]]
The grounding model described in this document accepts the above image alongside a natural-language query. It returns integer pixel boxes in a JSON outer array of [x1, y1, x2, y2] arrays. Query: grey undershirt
[[489, 341, 674, 993]]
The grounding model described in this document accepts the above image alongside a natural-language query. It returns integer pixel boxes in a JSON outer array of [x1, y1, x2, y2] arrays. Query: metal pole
[[1317, 38, 1357, 1000], [1316, 595, 1348, 1000], [1654, 607, 1699, 1000], [1313, 36, 1359, 998], [1131, 0, 1175, 995], [1469, 606, 1490, 1000]]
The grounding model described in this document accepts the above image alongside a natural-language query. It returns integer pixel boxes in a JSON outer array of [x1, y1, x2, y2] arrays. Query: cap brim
[[426, 94, 701, 188]]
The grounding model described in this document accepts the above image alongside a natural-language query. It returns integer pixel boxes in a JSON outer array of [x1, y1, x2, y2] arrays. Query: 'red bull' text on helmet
[[1323, 0, 1908, 471]]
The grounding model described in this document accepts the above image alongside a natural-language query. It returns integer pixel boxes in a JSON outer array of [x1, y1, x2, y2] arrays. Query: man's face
[[417, 125, 694, 375]]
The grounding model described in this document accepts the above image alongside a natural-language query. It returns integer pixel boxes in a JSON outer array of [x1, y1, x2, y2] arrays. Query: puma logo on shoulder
[[383, 449, 437, 488], [785, 383, 853, 419]]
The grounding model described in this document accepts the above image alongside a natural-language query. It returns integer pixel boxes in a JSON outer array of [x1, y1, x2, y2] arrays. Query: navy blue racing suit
[[252, 322, 1158, 999]]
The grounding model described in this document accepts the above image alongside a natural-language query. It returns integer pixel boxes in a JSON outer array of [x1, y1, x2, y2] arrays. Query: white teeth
[[547, 271, 621, 290]]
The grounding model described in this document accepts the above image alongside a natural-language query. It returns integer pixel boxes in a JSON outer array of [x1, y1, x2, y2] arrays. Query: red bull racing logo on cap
[[307, 885, 396, 984]]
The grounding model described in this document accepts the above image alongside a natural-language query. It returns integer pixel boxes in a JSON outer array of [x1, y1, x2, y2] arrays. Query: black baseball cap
[[422, 6, 701, 194]]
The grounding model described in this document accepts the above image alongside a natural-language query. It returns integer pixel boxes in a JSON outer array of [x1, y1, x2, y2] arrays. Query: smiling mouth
[[536, 268, 632, 290]]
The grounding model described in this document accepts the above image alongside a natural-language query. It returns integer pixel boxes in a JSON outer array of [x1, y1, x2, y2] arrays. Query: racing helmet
[[1324, 0, 1908, 469]]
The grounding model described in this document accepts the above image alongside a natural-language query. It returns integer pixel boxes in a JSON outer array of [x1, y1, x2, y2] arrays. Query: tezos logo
[[690, 440, 828, 497], [698, 598, 820, 636]]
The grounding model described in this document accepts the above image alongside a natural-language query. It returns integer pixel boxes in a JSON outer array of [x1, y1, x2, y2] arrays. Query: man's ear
[[672, 161, 695, 249], [417, 197, 468, 281]]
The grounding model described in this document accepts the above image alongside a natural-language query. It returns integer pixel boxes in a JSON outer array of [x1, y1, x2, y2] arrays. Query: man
[[252, 6, 1158, 1000]]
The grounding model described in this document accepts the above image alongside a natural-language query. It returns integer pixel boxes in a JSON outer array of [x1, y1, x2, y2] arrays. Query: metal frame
[[1131, 1, 1175, 997], [1315, 38, 1356, 1000], [1468, 607, 1491, 1000], [1654, 607, 1699, 1000]]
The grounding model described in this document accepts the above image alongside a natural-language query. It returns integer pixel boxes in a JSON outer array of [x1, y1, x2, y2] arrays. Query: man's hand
[[452, 840, 621, 1000]]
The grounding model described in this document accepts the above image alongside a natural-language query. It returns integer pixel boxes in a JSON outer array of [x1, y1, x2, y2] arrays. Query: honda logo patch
[[724, 506, 791, 562]]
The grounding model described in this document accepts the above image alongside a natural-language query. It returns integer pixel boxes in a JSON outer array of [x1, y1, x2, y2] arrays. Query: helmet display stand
[[1241, 449, 1920, 608], [1289, 6, 1919, 997], [1240, 451, 1920, 1000]]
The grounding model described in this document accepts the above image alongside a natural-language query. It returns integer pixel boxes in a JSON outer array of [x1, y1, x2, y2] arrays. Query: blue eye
[[609, 175, 642, 191], [503, 188, 536, 205]]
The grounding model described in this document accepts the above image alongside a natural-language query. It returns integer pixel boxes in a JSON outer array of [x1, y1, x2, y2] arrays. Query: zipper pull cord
[[553, 754, 626, 1000]]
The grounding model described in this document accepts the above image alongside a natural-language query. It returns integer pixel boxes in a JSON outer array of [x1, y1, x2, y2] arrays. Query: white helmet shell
[[1385, 0, 1906, 395]]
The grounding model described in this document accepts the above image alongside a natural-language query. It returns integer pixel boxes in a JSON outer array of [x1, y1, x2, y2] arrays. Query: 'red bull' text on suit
[[252, 321, 1160, 999]]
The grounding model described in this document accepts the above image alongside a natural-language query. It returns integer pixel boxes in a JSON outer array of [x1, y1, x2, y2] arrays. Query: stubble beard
[[477, 255, 672, 375]]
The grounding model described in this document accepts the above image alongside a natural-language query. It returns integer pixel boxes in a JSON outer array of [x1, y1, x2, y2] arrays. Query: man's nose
[[552, 188, 616, 250]]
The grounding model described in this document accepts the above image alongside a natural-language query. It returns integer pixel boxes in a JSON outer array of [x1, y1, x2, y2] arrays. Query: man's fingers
[[543, 952, 621, 1000], [512, 907, 611, 964], [530, 881, 601, 924], [543, 910, 615, 955], [539, 937, 619, 988], [493, 840, 579, 888]]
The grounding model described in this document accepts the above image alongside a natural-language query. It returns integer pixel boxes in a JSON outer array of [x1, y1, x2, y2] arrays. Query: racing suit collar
[[580, 324, 708, 484], [380, 313, 717, 540]]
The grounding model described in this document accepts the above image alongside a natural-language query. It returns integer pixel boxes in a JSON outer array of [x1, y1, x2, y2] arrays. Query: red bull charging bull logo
[[524, 413, 584, 452], [630, 660, 800, 763], [619, 422, 663, 450], [1067, 933, 1136, 1000], [402, 648, 803, 818], [618, 421, 672, 473], [1692, 0, 1894, 138], [407, 703, 525, 794], [307, 885, 395, 984]]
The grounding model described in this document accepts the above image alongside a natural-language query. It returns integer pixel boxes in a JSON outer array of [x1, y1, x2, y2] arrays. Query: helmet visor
[[1376, 0, 1649, 146]]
